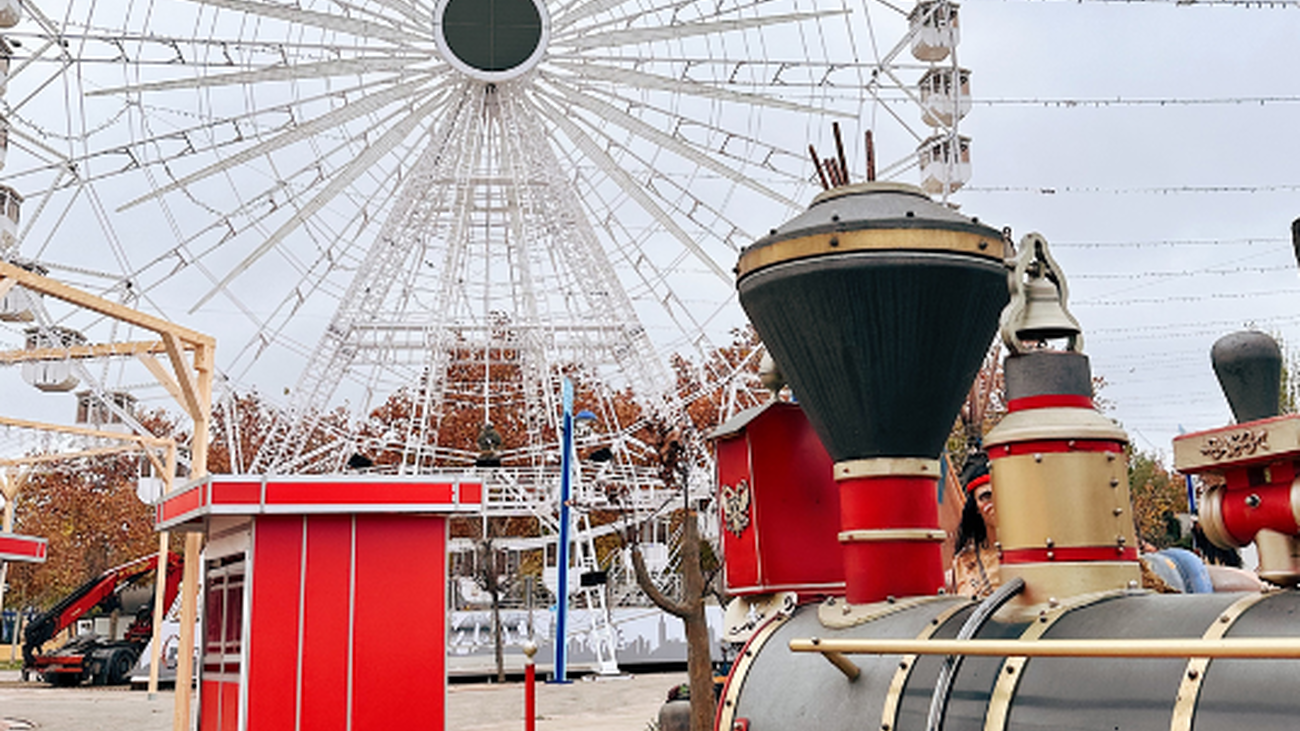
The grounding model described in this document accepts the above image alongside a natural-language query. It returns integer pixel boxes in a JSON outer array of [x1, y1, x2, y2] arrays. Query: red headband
[[964, 473, 991, 494]]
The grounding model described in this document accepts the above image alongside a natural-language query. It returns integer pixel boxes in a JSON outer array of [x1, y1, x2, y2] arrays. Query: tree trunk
[[630, 509, 716, 731]]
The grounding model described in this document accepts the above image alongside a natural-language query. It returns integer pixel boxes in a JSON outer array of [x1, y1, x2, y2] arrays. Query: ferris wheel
[[0, 0, 975, 478]]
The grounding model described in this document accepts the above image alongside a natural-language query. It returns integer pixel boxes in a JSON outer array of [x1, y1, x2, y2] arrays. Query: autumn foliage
[[6, 454, 160, 609]]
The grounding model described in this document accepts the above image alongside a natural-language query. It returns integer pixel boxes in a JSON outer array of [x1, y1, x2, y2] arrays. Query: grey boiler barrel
[[721, 591, 1300, 731]]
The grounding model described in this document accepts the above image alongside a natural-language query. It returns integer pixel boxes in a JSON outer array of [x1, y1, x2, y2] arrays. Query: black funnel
[[1211, 331, 1282, 423], [736, 183, 1008, 461]]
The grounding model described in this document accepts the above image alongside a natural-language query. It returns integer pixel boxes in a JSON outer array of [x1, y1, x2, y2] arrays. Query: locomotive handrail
[[792, 636, 1300, 659]]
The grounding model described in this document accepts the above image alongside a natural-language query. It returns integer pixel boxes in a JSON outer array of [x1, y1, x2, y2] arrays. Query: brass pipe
[[822, 650, 861, 681], [790, 636, 1300, 659]]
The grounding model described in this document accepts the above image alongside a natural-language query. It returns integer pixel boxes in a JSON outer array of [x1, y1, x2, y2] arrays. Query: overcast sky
[[1, 0, 1297, 467], [941, 0, 1300, 457]]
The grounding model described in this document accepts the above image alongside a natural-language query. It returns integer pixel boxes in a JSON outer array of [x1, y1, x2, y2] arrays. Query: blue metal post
[[552, 377, 574, 683]]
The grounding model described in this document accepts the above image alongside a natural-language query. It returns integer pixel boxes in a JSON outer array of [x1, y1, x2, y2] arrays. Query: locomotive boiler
[[712, 180, 1300, 731]]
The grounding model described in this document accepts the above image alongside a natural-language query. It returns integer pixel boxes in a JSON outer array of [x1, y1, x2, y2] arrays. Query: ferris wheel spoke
[[176, 88, 453, 312], [553, 9, 847, 52], [181, 0, 422, 44], [119, 74, 440, 210], [88, 54, 420, 97], [563, 75, 810, 181], [536, 95, 732, 286], [546, 60, 852, 119], [551, 0, 641, 31], [363, 0, 436, 29], [533, 82, 799, 209], [303, 0, 430, 35]]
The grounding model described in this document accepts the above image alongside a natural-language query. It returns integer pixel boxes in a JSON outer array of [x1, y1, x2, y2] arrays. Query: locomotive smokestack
[[736, 181, 1008, 603]]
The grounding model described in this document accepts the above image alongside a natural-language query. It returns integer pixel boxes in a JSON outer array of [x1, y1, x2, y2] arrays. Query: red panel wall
[[299, 515, 352, 731], [233, 512, 447, 731], [200, 680, 221, 731], [717, 403, 844, 596], [247, 516, 304, 731], [351, 515, 446, 731]]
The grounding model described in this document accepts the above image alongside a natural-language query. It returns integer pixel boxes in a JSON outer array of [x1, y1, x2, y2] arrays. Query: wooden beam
[[0, 261, 214, 349], [0, 276, 15, 299], [137, 353, 185, 409], [0, 414, 172, 446], [0, 444, 147, 467], [161, 331, 202, 421], [0, 340, 170, 364]]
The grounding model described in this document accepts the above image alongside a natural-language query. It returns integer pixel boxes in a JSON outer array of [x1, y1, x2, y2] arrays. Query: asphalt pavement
[[0, 669, 686, 730]]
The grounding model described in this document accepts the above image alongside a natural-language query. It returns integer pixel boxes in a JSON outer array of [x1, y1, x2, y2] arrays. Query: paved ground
[[0, 669, 686, 730]]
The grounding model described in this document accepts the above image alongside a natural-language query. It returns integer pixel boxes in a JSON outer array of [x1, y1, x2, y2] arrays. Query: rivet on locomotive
[[711, 177, 1300, 731]]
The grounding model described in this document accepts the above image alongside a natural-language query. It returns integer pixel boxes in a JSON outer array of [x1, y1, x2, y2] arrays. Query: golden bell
[[1014, 277, 1082, 343]]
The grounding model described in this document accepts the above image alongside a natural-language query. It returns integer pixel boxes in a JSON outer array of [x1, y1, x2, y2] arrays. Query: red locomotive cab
[[712, 401, 845, 601]]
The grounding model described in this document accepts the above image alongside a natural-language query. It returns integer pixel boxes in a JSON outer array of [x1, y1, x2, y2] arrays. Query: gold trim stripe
[[716, 611, 791, 731], [835, 458, 941, 481], [1169, 592, 1271, 731], [838, 528, 947, 543], [880, 599, 974, 731], [738, 227, 1005, 278], [983, 594, 1115, 731]]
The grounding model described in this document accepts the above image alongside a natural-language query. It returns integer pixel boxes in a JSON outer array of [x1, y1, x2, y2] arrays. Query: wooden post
[[9, 610, 24, 663], [147, 443, 176, 698], [173, 343, 212, 731]]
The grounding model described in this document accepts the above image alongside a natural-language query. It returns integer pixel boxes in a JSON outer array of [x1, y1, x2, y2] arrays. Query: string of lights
[[966, 185, 1300, 194], [965, 0, 1300, 8], [1051, 238, 1286, 248], [1072, 265, 1292, 279], [1075, 288, 1300, 306], [973, 96, 1300, 107]]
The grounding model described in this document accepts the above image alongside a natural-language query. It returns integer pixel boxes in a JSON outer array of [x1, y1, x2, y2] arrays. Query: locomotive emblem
[[720, 479, 752, 537], [1199, 428, 1269, 462]]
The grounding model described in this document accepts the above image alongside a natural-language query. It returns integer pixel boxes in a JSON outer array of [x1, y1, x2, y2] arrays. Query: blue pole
[[553, 377, 574, 683], [1178, 425, 1197, 514]]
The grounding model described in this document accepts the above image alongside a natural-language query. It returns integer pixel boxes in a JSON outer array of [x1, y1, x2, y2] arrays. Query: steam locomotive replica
[[710, 180, 1300, 731]]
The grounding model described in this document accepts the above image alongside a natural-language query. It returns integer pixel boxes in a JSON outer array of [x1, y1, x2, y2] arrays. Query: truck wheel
[[108, 649, 136, 685]]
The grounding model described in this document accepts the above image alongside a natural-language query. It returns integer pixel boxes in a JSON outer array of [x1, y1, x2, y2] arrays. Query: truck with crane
[[23, 551, 182, 686]]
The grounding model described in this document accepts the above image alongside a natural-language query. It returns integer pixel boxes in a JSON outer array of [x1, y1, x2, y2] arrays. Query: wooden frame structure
[[0, 260, 212, 728]]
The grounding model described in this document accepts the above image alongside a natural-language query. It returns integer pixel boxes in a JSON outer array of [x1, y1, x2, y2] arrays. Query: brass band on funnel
[[737, 228, 1005, 278], [834, 457, 941, 481], [838, 528, 948, 543]]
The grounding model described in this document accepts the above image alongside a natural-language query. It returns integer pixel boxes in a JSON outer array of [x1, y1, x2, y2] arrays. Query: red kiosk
[[0, 532, 48, 564], [155, 474, 482, 731]]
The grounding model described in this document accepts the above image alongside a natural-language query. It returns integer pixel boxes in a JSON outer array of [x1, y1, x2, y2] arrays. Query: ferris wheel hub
[[433, 0, 551, 83]]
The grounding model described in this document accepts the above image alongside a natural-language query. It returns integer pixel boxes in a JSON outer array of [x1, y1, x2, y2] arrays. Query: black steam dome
[[737, 182, 1007, 461], [1211, 330, 1283, 423]]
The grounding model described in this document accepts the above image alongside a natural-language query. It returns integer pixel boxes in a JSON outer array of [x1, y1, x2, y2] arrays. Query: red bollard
[[523, 640, 538, 731]]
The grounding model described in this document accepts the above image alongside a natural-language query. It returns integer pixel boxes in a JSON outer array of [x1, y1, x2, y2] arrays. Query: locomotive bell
[[1001, 232, 1082, 354], [1014, 276, 1082, 344]]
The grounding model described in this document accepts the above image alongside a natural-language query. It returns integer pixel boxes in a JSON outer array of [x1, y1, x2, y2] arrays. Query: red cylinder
[[1219, 482, 1300, 545], [838, 473, 944, 604]]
